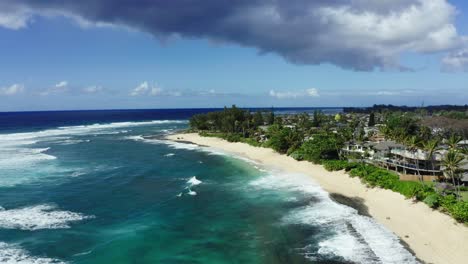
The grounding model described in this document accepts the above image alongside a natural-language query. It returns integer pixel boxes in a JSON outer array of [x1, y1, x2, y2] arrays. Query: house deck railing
[[372, 158, 442, 173]]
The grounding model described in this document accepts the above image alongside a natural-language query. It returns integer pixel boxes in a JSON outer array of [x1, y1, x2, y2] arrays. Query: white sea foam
[[164, 153, 175, 157], [187, 176, 202, 186], [0, 204, 94, 231], [0, 120, 186, 147], [0, 120, 186, 186], [0, 147, 57, 169], [161, 140, 200, 151], [70, 171, 86, 177], [132, 138, 267, 171], [187, 189, 197, 196], [250, 172, 418, 264], [56, 139, 88, 145], [0, 242, 65, 264]]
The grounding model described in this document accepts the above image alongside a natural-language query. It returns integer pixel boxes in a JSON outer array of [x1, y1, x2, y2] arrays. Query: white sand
[[167, 133, 468, 264]]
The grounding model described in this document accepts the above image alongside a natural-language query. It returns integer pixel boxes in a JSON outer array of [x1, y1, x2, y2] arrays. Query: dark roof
[[373, 141, 405, 151]]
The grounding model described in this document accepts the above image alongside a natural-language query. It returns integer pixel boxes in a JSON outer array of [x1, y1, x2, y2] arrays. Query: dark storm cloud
[[1, 0, 464, 71]]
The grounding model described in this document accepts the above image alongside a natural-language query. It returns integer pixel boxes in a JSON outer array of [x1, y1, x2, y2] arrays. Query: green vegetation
[[348, 163, 468, 222], [292, 134, 343, 163], [322, 160, 360, 172], [189, 106, 468, 223]]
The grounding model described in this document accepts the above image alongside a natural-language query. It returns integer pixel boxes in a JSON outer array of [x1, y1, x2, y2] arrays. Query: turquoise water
[[0, 120, 418, 263]]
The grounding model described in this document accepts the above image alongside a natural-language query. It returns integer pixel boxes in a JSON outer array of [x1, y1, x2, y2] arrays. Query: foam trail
[[187, 176, 202, 186], [0, 147, 56, 169], [0, 204, 94, 231], [250, 172, 418, 264], [0, 120, 187, 146], [164, 153, 175, 157], [187, 189, 197, 196], [135, 138, 265, 170], [0, 242, 65, 264], [0, 120, 187, 186]]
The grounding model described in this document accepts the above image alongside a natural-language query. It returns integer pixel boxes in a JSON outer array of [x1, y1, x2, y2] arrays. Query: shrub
[[392, 181, 422, 198], [447, 201, 468, 223], [241, 137, 262, 147], [225, 133, 241, 142], [440, 195, 457, 211], [322, 160, 360, 172], [423, 193, 441, 208], [289, 150, 304, 161]]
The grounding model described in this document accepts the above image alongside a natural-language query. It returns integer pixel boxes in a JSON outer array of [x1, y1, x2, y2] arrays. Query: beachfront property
[[342, 140, 444, 181], [340, 134, 468, 185]]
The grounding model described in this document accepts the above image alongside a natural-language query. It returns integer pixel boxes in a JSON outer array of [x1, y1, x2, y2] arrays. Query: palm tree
[[407, 136, 423, 182], [423, 139, 440, 176], [442, 150, 465, 200], [380, 125, 391, 140], [461, 146, 468, 155], [447, 134, 462, 151]]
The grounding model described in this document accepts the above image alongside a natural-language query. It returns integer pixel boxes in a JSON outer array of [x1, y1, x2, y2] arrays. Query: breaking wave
[[187, 176, 202, 186], [0, 242, 65, 264], [0, 204, 94, 231], [250, 173, 418, 264]]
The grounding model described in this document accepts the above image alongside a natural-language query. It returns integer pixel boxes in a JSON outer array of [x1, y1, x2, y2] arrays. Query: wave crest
[[0, 242, 66, 264], [0, 204, 94, 231], [250, 173, 418, 264]]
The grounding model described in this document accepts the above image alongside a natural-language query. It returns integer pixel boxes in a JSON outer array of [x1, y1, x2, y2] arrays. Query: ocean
[[0, 109, 418, 264]]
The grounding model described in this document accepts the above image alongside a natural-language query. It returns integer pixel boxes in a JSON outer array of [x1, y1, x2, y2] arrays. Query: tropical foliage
[[189, 106, 468, 223]]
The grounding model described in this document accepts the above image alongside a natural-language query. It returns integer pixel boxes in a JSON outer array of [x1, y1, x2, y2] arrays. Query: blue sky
[[0, 0, 467, 111]]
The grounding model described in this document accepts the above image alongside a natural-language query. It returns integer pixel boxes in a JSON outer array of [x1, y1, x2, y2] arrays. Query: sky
[[0, 0, 468, 111]]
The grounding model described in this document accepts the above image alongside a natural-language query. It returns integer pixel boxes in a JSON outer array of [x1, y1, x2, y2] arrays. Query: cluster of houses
[[341, 137, 468, 185]]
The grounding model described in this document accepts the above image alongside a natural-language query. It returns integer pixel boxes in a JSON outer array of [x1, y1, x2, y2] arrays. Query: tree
[[266, 126, 302, 154], [298, 112, 312, 131], [423, 139, 440, 176], [368, 112, 375, 127], [312, 110, 324, 127], [266, 111, 275, 125], [447, 133, 462, 151], [380, 125, 391, 140], [298, 134, 343, 163], [189, 114, 209, 130], [357, 126, 366, 142], [406, 135, 423, 182], [334, 113, 342, 122], [253, 111, 264, 127], [442, 150, 465, 200]]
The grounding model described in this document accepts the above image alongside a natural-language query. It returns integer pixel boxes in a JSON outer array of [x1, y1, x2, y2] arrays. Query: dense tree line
[[190, 106, 344, 163], [344, 104, 468, 114]]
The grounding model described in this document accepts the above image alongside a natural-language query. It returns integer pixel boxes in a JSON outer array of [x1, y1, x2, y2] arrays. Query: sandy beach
[[167, 133, 468, 264]]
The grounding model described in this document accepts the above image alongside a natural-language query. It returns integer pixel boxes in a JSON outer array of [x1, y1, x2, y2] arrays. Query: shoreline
[[166, 133, 468, 264]]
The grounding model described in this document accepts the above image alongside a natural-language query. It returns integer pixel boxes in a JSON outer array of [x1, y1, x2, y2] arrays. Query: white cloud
[[0, 5, 32, 30], [40, 81, 69, 95], [442, 48, 468, 72], [130, 82, 179, 96], [0, 84, 24, 96], [150, 86, 163, 96], [306, 88, 319, 97], [130, 81, 150, 96], [269, 88, 320, 99], [55, 81, 68, 89], [82, 85, 104, 94]]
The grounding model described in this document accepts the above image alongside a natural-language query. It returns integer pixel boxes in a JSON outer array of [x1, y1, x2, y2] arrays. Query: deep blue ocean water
[[0, 109, 418, 263]]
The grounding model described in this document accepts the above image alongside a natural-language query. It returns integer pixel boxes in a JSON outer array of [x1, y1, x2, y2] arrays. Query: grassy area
[[461, 191, 468, 202]]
